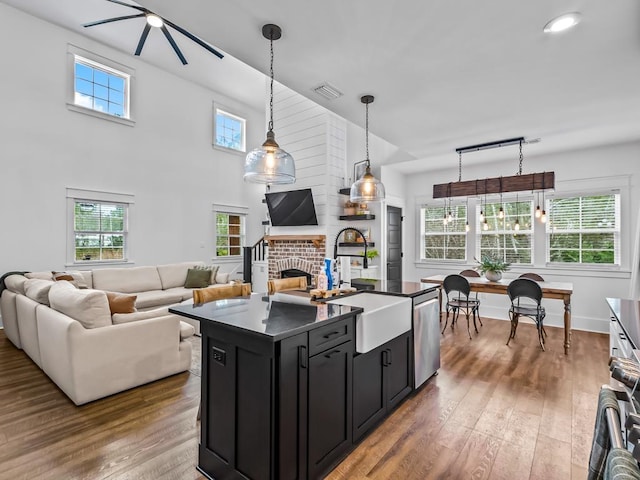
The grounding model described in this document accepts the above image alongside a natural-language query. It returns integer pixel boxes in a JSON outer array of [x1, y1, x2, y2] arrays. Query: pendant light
[[350, 95, 385, 203], [244, 24, 295, 184], [540, 172, 547, 223], [514, 192, 520, 232]]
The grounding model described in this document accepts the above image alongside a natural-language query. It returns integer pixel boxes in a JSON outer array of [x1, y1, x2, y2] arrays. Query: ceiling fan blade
[[163, 19, 224, 59], [160, 25, 187, 65], [83, 13, 145, 28], [105, 0, 148, 13], [135, 23, 152, 56]]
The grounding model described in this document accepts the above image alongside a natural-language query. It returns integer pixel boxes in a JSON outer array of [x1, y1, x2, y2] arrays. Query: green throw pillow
[[184, 268, 211, 288]]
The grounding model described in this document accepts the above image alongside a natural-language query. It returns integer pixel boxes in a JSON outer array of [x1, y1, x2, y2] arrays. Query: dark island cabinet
[[199, 316, 353, 480], [352, 331, 413, 442]]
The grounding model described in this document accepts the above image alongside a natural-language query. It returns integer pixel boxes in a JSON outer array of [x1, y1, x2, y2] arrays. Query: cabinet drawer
[[309, 318, 353, 356]]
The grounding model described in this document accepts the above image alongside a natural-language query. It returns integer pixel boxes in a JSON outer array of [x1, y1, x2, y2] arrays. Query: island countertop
[[169, 293, 361, 342], [348, 279, 440, 298]]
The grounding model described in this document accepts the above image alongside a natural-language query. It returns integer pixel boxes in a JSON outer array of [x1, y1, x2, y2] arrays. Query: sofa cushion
[[164, 287, 196, 302], [92, 266, 162, 293], [133, 290, 184, 309], [105, 292, 137, 314], [52, 271, 89, 289], [4, 274, 27, 295], [49, 283, 111, 329], [24, 279, 55, 306], [184, 268, 211, 288], [111, 306, 169, 325], [180, 321, 195, 340], [157, 262, 203, 289], [25, 271, 53, 281]]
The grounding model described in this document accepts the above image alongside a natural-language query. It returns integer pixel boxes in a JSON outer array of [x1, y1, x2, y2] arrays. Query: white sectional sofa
[[0, 261, 232, 405]]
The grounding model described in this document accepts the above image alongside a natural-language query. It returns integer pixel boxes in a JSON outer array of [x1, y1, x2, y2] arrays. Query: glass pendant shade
[[350, 163, 386, 203], [244, 130, 295, 184]]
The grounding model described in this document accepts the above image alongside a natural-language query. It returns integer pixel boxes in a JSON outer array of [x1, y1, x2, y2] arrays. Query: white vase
[[485, 270, 502, 282]]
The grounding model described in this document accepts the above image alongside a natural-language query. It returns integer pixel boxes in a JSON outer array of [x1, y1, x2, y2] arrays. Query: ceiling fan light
[[146, 14, 164, 28], [543, 12, 581, 33]]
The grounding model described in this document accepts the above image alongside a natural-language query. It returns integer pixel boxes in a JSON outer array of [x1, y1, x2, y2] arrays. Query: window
[[74, 57, 129, 118], [216, 212, 246, 257], [478, 200, 533, 264], [547, 194, 620, 265], [420, 204, 467, 260], [214, 107, 246, 152], [67, 188, 133, 265], [67, 45, 134, 125], [73, 201, 127, 262]]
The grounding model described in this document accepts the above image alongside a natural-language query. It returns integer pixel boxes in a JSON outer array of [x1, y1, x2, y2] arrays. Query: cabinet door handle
[[387, 349, 392, 365], [324, 349, 342, 359], [381, 350, 387, 366], [299, 345, 307, 369], [323, 331, 342, 339], [620, 333, 627, 341]]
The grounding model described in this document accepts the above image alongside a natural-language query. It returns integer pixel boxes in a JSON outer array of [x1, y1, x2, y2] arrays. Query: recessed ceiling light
[[543, 12, 581, 33], [146, 14, 164, 28]]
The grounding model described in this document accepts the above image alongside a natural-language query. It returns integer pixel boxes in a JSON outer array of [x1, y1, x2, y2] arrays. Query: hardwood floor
[[0, 317, 608, 480]]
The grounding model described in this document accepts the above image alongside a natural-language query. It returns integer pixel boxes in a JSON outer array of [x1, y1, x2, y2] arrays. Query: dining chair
[[507, 278, 547, 351], [193, 282, 251, 304], [267, 276, 307, 295], [519, 272, 545, 282], [459, 269, 483, 327], [441, 274, 481, 339]]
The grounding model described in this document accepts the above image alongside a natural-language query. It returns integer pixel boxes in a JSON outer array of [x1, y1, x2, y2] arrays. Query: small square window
[[214, 107, 246, 153]]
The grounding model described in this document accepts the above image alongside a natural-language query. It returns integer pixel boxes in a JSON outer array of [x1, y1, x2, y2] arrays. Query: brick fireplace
[[265, 235, 326, 281]]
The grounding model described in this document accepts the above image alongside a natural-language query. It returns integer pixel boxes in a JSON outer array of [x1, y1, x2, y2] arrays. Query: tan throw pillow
[[194, 264, 220, 284], [105, 292, 137, 314], [52, 271, 88, 289], [184, 268, 211, 288]]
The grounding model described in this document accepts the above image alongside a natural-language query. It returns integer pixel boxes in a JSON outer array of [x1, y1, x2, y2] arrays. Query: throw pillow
[[184, 268, 211, 288], [215, 272, 230, 284], [194, 264, 220, 284], [52, 271, 89, 289], [105, 292, 137, 315]]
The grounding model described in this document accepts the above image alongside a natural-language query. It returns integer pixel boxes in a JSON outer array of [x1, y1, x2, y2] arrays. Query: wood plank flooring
[[0, 316, 609, 480]]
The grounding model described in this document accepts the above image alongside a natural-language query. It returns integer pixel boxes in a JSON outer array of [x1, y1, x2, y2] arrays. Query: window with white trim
[[215, 211, 246, 257], [67, 189, 133, 265], [477, 200, 533, 264], [420, 204, 467, 260], [214, 107, 246, 152], [74, 57, 129, 118], [547, 193, 620, 265]]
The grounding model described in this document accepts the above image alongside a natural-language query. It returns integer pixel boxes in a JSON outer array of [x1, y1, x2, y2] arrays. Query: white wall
[[402, 140, 640, 332], [0, 4, 266, 276]]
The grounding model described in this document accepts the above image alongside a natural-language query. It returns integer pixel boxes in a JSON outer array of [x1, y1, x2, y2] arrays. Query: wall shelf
[[338, 242, 375, 247], [339, 214, 375, 221], [338, 188, 351, 195]]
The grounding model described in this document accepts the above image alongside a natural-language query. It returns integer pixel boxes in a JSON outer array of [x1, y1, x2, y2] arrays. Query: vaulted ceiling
[[4, 0, 640, 172]]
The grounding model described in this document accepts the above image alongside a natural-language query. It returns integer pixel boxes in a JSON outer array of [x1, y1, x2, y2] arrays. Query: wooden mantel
[[264, 235, 326, 249]]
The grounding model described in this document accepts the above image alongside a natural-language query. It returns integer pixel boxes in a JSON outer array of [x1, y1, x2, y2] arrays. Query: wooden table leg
[[563, 295, 571, 355]]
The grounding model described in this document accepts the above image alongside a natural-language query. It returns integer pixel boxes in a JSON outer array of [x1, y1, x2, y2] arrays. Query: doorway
[[386, 206, 402, 288]]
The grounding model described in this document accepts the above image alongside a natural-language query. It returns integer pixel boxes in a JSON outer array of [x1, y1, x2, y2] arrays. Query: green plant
[[359, 249, 379, 260], [475, 255, 510, 274]]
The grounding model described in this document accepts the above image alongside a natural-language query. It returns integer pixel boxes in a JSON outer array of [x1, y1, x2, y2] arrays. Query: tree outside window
[[74, 202, 126, 261], [421, 204, 467, 260], [478, 200, 533, 264], [216, 213, 245, 257]]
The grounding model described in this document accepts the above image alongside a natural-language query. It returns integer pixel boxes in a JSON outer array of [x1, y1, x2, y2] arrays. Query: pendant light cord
[[268, 33, 274, 132], [518, 140, 523, 175], [365, 101, 370, 163]]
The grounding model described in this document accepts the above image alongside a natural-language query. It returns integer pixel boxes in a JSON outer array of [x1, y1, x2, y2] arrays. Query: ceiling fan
[[83, 0, 223, 65]]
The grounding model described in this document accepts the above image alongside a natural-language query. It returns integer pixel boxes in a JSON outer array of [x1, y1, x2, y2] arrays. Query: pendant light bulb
[[465, 222, 470, 233], [514, 219, 520, 232], [447, 211, 453, 222], [244, 25, 296, 184], [483, 220, 489, 231], [541, 210, 547, 223], [479, 210, 484, 222], [350, 95, 385, 203], [498, 207, 504, 219], [535, 205, 541, 218]]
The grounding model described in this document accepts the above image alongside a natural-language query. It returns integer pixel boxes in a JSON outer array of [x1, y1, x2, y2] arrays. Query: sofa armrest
[[37, 307, 187, 405]]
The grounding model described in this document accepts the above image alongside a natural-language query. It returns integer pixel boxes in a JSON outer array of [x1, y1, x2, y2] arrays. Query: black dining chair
[[442, 274, 481, 339], [460, 269, 483, 328], [518, 272, 545, 282], [507, 278, 547, 351]]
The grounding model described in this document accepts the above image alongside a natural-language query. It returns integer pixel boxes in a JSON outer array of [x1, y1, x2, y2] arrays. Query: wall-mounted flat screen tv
[[265, 188, 318, 226]]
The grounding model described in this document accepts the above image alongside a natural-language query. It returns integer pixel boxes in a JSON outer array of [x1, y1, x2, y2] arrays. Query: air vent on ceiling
[[312, 82, 344, 100]]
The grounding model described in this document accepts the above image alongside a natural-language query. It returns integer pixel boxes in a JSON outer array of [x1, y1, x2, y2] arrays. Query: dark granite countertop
[[607, 297, 640, 349], [349, 279, 440, 298], [169, 293, 362, 342]]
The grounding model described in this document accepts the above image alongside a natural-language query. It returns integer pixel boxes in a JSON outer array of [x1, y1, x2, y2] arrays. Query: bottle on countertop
[[317, 272, 328, 290], [325, 258, 333, 290]]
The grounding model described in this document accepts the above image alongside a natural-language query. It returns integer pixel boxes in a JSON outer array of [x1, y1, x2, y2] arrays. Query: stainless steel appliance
[[412, 289, 440, 388]]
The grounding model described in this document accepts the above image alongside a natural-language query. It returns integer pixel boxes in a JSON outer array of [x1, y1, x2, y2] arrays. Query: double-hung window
[[477, 200, 533, 264], [547, 194, 620, 265], [67, 188, 133, 264], [215, 210, 246, 258], [420, 204, 467, 260]]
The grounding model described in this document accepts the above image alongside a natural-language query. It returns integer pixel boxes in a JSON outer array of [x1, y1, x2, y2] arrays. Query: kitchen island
[[170, 282, 439, 480]]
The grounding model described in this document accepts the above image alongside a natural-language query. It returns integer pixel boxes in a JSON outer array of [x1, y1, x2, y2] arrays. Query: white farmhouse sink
[[327, 293, 412, 353]]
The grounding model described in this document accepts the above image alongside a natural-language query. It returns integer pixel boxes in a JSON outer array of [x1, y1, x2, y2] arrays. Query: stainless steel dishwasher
[[413, 289, 440, 388]]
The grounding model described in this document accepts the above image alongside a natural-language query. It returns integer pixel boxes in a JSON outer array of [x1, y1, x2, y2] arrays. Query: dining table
[[420, 274, 574, 354]]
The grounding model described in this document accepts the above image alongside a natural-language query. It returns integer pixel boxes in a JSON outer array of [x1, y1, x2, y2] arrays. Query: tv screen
[[265, 188, 318, 226]]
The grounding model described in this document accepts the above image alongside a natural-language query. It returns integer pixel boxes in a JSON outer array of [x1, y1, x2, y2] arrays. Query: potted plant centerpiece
[[476, 255, 510, 282]]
